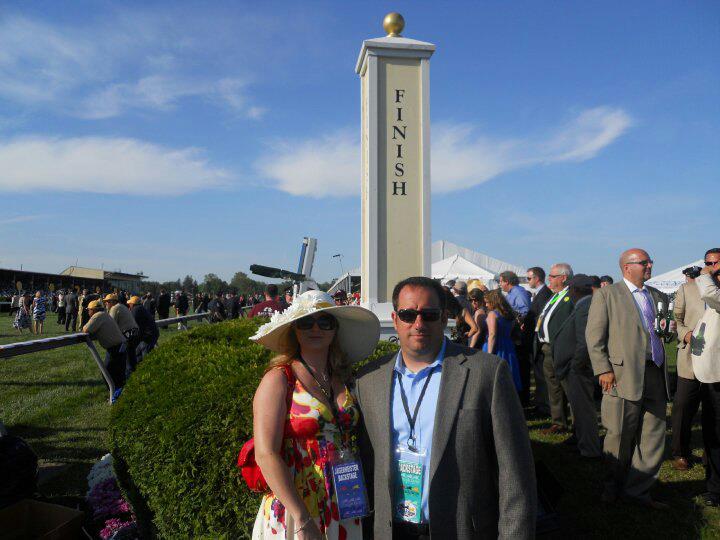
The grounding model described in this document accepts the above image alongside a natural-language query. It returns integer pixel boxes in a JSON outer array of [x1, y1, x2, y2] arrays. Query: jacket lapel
[[429, 343, 468, 481], [616, 281, 645, 331], [376, 354, 397, 494]]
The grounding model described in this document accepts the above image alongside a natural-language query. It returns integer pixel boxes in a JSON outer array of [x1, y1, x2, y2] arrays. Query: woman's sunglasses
[[295, 314, 337, 331], [395, 308, 442, 324]]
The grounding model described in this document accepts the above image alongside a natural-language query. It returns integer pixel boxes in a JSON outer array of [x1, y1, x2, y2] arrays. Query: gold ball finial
[[383, 12, 405, 37]]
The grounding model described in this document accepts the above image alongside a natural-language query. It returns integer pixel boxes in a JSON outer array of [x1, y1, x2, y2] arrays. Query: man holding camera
[[670, 263, 707, 470], [690, 248, 720, 506]]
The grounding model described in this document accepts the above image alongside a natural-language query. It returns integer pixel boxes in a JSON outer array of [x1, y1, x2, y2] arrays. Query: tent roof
[[432, 240, 525, 277], [432, 254, 495, 281], [645, 259, 702, 294]]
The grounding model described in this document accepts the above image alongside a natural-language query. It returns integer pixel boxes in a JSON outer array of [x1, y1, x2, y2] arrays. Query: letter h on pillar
[[356, 25, 435, 320]]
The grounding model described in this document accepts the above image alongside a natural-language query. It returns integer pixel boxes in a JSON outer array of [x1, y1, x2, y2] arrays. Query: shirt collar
[[394, 337, 447, 375], [623, 277, 646, 293]]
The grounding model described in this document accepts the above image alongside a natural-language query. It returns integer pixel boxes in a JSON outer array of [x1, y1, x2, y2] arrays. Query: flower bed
[[86, 454, 138, 540]]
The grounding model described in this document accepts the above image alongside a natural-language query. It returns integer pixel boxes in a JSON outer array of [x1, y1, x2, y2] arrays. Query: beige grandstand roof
[[60, 266, 147, 281]]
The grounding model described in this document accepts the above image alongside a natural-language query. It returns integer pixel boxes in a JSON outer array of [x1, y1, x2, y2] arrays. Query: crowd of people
[[243, 246, 720, 539]]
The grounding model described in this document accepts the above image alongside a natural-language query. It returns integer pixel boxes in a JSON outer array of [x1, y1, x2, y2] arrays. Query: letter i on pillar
[[356, 13, 435, 324]]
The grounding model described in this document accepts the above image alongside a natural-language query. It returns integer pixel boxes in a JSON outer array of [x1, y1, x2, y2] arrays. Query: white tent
[[432, 240, 526, 277], [432, 254, 495, 282], [646, 260, 702, 294]]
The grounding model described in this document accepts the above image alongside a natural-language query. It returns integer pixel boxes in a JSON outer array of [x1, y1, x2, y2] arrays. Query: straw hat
[[103, 293, 118, 303], [250, 290, 380, 363], [127, 296, 143, 305], [88, 299, 104, 311]]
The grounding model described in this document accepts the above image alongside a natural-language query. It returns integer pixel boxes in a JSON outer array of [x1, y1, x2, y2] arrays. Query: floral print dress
[[253, 376, 363, 540]]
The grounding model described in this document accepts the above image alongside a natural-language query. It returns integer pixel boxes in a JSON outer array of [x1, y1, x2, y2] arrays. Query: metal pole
[[84, 337, 115, 403]]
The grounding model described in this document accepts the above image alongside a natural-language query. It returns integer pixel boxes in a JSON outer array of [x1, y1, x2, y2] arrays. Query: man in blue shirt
[[499, 271, 531, 318], [355, 276, 536, 539]]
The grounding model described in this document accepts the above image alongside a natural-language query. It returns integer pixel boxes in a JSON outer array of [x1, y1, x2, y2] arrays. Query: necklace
[[298, 356, 333, 402]]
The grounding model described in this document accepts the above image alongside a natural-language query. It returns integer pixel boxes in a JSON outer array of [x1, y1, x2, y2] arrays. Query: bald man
[[586, 249, 670, 508]]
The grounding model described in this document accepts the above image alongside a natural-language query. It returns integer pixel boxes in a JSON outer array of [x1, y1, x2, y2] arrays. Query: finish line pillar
[[356, 13, 435, 332]]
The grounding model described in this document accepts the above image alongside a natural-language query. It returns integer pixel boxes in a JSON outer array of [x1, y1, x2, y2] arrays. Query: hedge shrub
[[110, 318, 399, 539]]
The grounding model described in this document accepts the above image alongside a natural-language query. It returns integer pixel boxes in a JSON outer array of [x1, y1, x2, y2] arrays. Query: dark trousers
[[542, 343, 569, 427], [517, 340, 532, 406], [158, 309, 169, 320], [125, 337, 140, 376], [393, 522, 430, 540], [703, 382, 720, 495], [671, 376, 702, 458], [57, 309, 66, 325], [65, 311, 77, 332], [105, 344, 127, 390], [533, 345, 550, 416]]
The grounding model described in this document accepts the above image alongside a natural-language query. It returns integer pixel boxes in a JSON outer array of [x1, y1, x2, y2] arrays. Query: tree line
[[140, 272, 333, 297]]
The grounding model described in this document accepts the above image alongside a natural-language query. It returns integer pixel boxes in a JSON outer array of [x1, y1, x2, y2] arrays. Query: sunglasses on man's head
[[295, 314, 337, 331], [395, 308, 442, 324]]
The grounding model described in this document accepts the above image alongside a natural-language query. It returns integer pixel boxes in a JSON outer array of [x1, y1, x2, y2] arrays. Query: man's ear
[[391, 310, 400, 333]]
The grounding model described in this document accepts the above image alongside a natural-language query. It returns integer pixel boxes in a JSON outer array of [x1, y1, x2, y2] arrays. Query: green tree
[[182, 275, 198, 293], [229, 272, 266, 296], [201, 273, 228, 295]]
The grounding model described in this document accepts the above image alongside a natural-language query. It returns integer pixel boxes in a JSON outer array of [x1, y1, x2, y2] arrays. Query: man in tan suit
[[670, 267, 706, 470], [586, 248, 670, 508]]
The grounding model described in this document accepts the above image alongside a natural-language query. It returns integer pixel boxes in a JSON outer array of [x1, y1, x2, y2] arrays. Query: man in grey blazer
[[355, 276, 536, 539], [670, 267, 706, 470], [586, 248, 670, 508]]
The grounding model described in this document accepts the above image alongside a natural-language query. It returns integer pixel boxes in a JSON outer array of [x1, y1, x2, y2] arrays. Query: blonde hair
[[265, 324, 352, 382]]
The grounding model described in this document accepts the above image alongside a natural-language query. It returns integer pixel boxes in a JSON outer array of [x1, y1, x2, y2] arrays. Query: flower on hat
[[250, 291, 334, 342]]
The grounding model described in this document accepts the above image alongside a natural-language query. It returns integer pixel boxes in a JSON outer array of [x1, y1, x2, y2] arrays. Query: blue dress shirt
[[391, 338, 447, 523], [506, 285, 531, 317]]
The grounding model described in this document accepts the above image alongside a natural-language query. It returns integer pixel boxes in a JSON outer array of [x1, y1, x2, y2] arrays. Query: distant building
[[60, 267, 147, 293], [0, 266, 147, 300]]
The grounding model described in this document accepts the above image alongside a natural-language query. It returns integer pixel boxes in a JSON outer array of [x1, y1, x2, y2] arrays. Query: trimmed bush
[[110, 317, 399, 538]]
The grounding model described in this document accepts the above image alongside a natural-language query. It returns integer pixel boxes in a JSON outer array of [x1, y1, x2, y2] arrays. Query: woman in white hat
[[249, 290, 380, 540]]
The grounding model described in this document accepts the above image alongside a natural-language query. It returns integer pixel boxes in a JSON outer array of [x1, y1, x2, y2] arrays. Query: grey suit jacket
[[586, 281, 670, 401], [674, 281, 705, 380], [354, 341, 536, 539], [551, 295, 593, 381]]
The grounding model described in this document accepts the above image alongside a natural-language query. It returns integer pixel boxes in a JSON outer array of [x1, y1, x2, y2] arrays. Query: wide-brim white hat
[[249, 290, 380, 363]]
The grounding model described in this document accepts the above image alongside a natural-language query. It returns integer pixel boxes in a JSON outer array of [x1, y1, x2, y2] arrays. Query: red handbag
[[238, 365, 295, 493]]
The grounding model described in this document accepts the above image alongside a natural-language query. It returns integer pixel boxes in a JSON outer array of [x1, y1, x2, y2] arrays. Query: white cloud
[[0, 13, 264, 119], [258, 107, 633, 197], [0, 215, 48, 226], [257, 131, 359, 197], [0, 136, 229, 195]]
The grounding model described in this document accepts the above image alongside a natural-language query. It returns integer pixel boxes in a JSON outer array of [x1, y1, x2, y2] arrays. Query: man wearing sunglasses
[[689, 248, 720, 506], [586, 248, 670, 509], [355, 276, 536, 539]]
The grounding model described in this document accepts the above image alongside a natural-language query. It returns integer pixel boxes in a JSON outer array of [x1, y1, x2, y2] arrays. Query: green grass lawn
[[1, 313, 718, 538], [0, 311, 194, 499]]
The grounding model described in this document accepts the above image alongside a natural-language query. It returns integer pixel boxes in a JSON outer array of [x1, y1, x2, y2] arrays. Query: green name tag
[[394, 458, 424, 523]]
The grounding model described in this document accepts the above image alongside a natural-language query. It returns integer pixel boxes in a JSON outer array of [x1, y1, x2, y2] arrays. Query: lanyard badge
[[329, 447, 370, 520], [394, 444, 426, 523]]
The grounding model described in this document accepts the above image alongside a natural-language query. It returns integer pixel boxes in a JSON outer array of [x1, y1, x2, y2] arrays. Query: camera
[[683, 266, 703, 279]]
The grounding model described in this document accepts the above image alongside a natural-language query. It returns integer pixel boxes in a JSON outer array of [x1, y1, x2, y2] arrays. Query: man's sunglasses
[[706, 260, 720, 266], [295, 314, 337, 331], [626, 259, 653, 267], [395, 308, 442, 324]]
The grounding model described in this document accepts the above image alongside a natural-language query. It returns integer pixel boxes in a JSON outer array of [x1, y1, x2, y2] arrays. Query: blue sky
[[0, 1, 718, 284]]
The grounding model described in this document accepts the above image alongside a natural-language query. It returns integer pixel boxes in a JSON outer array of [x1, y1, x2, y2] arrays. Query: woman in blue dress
[[481, 289, 522, 392], [32, 291, 47, 335]]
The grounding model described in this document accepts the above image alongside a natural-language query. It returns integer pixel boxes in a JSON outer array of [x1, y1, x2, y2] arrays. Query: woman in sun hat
[[248, 290, 380, 540]]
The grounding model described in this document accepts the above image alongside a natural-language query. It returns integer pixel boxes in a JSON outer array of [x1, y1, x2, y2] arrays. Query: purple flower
[[99, 517, 133, 540]]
